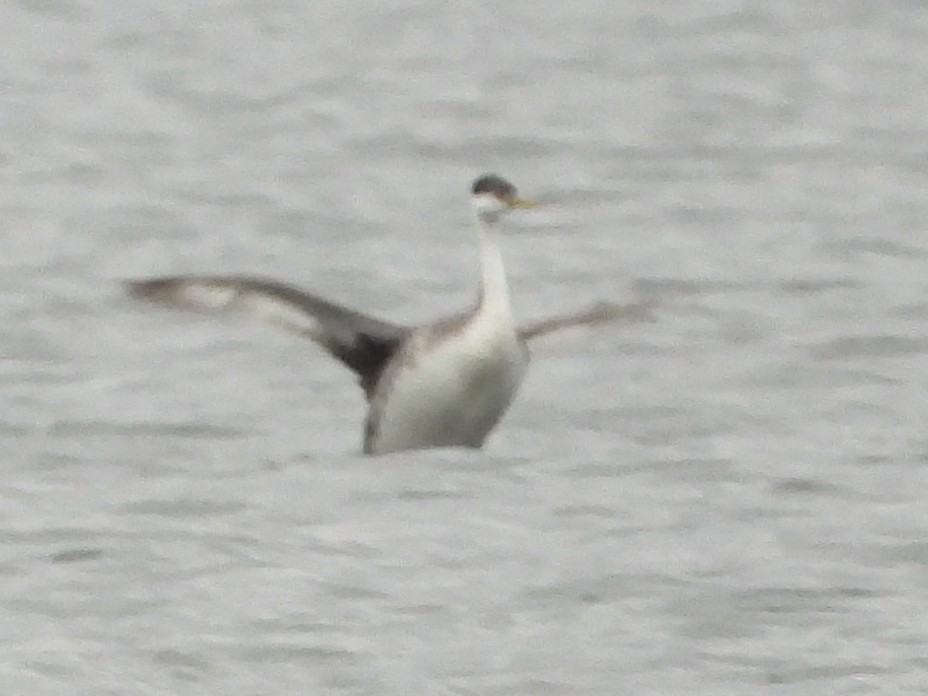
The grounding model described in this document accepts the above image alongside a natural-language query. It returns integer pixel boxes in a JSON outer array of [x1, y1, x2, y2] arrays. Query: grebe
[[127, 174, 642, 454]]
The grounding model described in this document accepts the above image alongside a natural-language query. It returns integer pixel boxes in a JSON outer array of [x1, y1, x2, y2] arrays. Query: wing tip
[[124, 277, 184, 303], [590, 299, 657, 324]]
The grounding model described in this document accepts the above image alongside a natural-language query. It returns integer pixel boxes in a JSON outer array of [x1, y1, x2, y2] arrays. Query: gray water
[[3, 0, 928, 693]]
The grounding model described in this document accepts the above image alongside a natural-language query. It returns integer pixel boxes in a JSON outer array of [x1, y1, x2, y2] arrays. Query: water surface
[[3, 1, 928, 693]]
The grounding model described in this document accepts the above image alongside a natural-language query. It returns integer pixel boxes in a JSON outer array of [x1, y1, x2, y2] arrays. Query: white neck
[[475, 216, 513, 321]]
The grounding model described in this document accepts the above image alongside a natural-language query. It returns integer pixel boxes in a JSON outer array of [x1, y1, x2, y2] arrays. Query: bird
[[126, 174, 647, 455]]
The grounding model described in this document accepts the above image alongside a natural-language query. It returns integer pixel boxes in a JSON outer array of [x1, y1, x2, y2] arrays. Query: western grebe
[[127, 174, 644, 454]]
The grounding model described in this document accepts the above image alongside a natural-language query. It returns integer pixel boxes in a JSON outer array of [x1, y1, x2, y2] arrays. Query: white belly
[[368, 319, 528, 454]]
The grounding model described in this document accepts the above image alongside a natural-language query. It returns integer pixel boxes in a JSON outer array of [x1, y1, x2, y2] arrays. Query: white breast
[[368, 311, 529, 454]]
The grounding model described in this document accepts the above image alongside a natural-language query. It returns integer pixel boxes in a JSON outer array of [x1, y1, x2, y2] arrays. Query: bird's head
[[470, 174, 536, 224]]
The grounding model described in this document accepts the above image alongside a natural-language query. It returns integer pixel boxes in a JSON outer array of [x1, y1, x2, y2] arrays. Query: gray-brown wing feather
[[517, 300, 654, 342], [125, 275, 407, 398]]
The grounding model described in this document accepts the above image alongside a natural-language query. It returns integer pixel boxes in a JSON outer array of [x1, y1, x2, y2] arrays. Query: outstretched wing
[[517, 300, 653, 342], [125, 275, 407, 398]]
